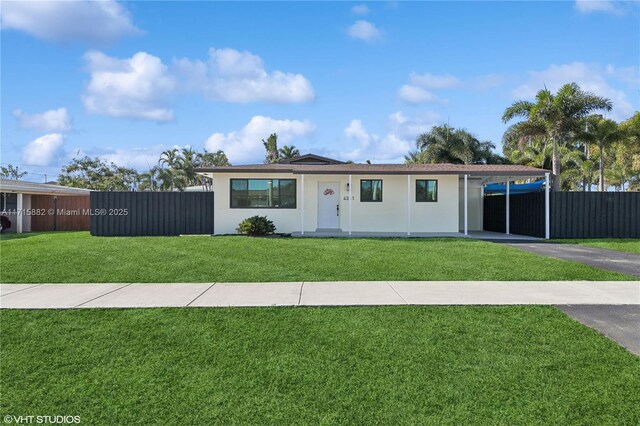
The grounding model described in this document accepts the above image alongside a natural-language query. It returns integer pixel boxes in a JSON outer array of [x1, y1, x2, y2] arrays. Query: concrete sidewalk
[[1, 281, 639, 309]]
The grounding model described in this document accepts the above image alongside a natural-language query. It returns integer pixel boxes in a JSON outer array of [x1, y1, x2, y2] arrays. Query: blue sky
[[1, 0, 638, 182]]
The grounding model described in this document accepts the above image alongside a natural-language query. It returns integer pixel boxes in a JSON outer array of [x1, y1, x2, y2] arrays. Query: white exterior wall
[[210, 173, 460, 234]]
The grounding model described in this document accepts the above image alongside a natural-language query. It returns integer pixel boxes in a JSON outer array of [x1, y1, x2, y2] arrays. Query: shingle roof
[[196, 162, 548, 177]]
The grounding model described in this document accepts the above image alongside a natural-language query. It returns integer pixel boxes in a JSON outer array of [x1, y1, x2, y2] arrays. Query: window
[[230, 179, 296, 208], [0, 193, 17, 211], [416, 179, 438, 202], [360, 180, 383, 202]]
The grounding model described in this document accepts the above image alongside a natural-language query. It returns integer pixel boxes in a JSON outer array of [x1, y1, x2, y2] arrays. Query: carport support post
[[463, 174, 468, 236], [545, 172, 550, 239], [407, 174, 411, 236], [300, 174, 305, 235], [348, 174, 352, 235], [16, 193, 23, 233], [506, 178, 510, 235]]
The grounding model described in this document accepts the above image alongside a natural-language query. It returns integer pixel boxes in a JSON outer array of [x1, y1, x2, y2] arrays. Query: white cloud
[[513, 62, 637, 121], [0, 0, 140, 42], [574, 0, 626, 15], [340, 112, 438, 162], [409, 72, 461, 89], [351, 5, 370, 15], [347, 20, 383, 42], [606, 64, 639, 87], [22, 134, 65, 166], [79, 144, 170, 170], [397, 85, 438, 104], [204, 116, 315, 164], [82, 50, 176, 121], [174, 48, 315, 103], [397, 72, 461, 104], [12, 108, 71, 132]]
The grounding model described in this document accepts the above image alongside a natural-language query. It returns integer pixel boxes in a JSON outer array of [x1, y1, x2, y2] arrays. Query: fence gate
[[90, 191, 214, 236]]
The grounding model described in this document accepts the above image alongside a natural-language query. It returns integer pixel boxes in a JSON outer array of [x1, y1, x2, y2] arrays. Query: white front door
[[318, 182, 340, 229]]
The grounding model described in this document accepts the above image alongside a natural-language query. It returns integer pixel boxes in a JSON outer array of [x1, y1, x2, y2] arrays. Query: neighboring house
[[196, 154, 550, 237], [0, 179, 91, 233]]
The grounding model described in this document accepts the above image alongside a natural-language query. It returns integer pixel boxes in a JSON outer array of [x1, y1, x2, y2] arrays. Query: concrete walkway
[[505, 243, 640, 278], [1, 281, 639, 309]]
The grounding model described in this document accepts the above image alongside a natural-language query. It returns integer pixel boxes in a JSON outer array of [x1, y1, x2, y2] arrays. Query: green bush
[[236, 215, 276, 236]]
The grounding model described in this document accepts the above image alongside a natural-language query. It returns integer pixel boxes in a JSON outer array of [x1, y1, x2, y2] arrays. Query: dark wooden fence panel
[[484, 192, 639, 239], [90, 192, 214, 236]]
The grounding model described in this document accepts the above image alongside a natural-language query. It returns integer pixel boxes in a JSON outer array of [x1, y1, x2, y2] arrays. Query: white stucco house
[[196, 154, 550, 238]]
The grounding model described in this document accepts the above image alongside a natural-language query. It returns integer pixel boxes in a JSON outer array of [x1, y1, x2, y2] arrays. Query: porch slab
[[190, 282, 302, 307], [300, 281, 406, 306], [0, 284, 129, 309], [389, 281, 640, 305], [78, 283, 213, 308]]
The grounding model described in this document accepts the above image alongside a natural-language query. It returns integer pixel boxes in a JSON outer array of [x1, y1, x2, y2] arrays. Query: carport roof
[[0, 179, 91, 196], [196, 162, 548, 177]]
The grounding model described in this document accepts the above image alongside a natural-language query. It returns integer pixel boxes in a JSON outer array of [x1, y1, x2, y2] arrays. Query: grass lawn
[[0, 232, 636, 283], [555, 238, 640, 254], [1, 307, 638, 425]]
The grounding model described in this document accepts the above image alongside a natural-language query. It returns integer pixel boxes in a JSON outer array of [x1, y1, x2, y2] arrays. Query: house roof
[[0, 179, 91, 196], [277, 154, 344, 165], [196, 161, 548, 177]]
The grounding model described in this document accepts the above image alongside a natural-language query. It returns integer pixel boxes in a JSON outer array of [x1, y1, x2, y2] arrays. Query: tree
[[611, 112, 640, 191], [0, 164, 27, 180], [58, 157, 139, 190], [138, 166, 162, 191], [408, 124, 504, 165], [262, 133, 280, 163], [578, 115, 624, 191], [198, 150, 230, 167], [502, 83, 612, 191], [279, 145, 300, 159]]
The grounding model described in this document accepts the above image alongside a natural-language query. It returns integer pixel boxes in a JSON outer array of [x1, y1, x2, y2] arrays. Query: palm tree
[[502, 83, 612, 191], [279, 145, 300, 159], [178, 147, 199, 187], [411, 125, 501, 164], [578, 115, 624, 191], [262, 133, 279, 164], [139, 166, 162, 191]]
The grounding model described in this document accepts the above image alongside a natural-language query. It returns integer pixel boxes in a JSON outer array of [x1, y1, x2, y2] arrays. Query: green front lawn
[[1, 307, 638, 424], [555, 239, 640, 254], [0, 232, 635, 282]]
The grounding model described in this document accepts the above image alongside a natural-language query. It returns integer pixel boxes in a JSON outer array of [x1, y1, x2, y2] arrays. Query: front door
[[318, 182, 340, 229]]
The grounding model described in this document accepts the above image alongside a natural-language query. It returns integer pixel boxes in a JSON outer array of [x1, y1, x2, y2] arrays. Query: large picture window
[[416, 179, 438, 202], [230, 179, 297, 208], [360, 179, 383, 202]]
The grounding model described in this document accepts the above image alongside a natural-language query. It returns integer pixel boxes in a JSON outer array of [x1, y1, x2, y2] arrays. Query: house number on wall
[[323, 189, 335, 196]]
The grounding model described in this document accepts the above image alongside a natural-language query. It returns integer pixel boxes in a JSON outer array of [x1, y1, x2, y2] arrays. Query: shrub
[[236, 215, 276, 236]]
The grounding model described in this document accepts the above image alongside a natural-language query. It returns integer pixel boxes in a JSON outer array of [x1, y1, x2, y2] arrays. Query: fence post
[[545, 173, 550, 239]]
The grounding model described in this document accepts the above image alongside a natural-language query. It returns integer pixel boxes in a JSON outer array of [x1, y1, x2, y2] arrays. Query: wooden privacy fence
[[90, 192, 214, 236], [31, 195, 90, 231], [483, 191, 640, 239]]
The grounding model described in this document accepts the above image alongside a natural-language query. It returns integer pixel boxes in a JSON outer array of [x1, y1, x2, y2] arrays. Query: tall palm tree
[[578, 115, 624, 191], [502, 83, 612, 191], [412, 125, 500, 164], [262, 133, 279, 164], [178, 147, 199, 187], [139, 166, 162, 191], [279, 145, 300, 159]]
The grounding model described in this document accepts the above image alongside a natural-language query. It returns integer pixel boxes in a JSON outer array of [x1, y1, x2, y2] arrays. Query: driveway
[[558, 305, 640, 356], [504, 243, 640, 278]]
